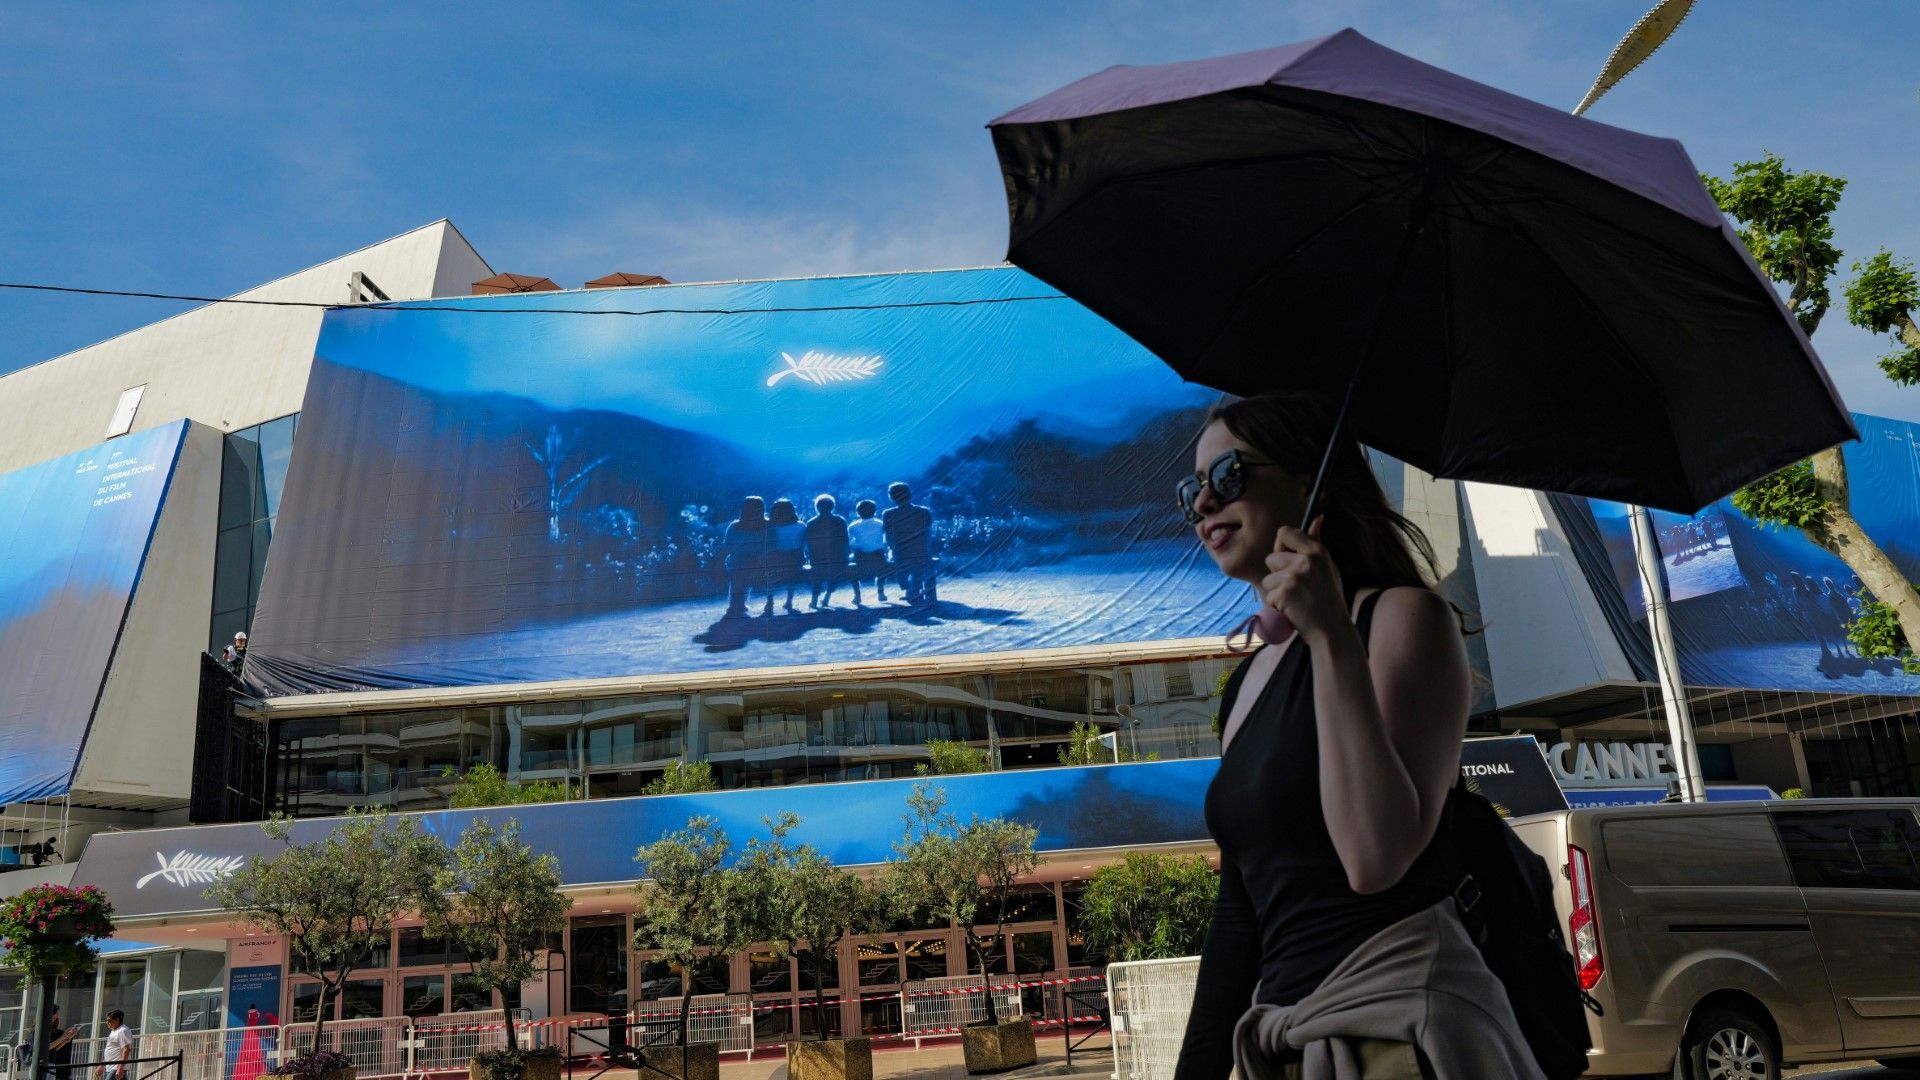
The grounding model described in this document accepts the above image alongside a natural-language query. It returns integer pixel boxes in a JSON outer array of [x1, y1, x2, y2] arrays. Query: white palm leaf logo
[[135, 851, 246, 889], [766, 350, 883, 387]]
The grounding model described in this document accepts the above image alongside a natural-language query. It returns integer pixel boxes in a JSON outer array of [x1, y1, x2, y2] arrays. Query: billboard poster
[[1458, 735, 1567, 817], [1556, 413, 1920, 695], [0, 421, 187, 804], [245, 268, 1247, 695], [82, 759, 1214, 918]]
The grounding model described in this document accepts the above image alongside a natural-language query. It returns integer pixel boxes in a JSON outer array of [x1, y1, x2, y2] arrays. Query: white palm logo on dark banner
[[766, 350, 883, 387], [135, 851, 246, 889]]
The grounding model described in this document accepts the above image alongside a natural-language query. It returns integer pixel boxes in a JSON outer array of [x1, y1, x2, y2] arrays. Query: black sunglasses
[[1176, 449, 1289, 524]]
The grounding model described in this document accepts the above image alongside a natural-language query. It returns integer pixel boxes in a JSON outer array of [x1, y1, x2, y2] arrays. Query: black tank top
[[1174, 590, 1451, 1080]]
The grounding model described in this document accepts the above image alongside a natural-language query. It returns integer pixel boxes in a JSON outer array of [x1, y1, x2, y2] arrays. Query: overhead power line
[[0, 280, 1068, 316]]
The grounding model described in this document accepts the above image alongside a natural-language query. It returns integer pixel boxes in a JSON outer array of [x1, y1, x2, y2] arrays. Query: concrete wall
[[73, 423, 224, 805], [0, 220, 492, 473], [1459, 481, 1637, 710]]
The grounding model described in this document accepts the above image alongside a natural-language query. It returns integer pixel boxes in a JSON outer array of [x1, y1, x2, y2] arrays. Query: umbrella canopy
[[990, 28, 1854, 514], [472, 272, 562, 295]]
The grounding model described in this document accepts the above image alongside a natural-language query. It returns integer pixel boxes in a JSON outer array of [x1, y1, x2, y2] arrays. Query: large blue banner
[[1563, 413, 1920, 695], [78, 759, 1215, 917], [0, 421, 188, 803], [245, 268, 1244, 695]]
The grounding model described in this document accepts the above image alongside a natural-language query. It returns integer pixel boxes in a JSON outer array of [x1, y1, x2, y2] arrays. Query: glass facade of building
[[269, 657, 1232, 817], [210, 414, 299, 653]]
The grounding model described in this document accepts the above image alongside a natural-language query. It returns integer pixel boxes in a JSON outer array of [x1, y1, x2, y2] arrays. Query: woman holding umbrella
[[1174, 394, 1536, 1079]]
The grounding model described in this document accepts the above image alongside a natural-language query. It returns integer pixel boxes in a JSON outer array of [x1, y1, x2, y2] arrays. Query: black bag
[[1444, 782, 1596, 1080]]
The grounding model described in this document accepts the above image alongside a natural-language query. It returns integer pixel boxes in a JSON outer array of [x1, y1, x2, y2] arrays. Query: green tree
[[207, 811, 446, 1046], [1056, 721, 1157, 765], [442, 764, 572, 809], [643, 760, 718, 796], [1706, 153, 1920, 668], [423, 819, 571, 1054], [632, 817, 777, 1047], [1074, 853, 1217, 963], [766, 836, 873, 1041], [880, 784, 1038, 1025], [915, 738, 991, 776]]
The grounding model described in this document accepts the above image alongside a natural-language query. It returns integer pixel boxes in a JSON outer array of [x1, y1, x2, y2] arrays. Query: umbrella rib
[[1188, 170, 1430, 372]]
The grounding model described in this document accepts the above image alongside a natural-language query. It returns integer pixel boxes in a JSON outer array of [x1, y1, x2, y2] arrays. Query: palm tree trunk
[[1810, 447, 1920, 657]]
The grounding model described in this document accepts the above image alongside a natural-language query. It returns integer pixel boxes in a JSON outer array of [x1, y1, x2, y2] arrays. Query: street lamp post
[[1572, 0, 1708, 802]]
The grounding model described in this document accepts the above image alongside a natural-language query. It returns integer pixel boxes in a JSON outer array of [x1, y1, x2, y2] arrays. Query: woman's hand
[[1260, 516, 1347, 643]]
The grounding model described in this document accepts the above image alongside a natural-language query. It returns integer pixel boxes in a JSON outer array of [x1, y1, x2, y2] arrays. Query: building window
[[569, 916, 628, 1015], [210, 413, 299, 653]]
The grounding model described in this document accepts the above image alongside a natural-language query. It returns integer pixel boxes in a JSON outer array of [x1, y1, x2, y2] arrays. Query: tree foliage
[[643, 760, 718, 796], [207, 811, 445, 1045], [632, 816, 780, 1045], [1847, 584, 1920, 674], [1701, 153, 1845, 335], [1707, 153, 1920, 667], [755, 825, 874, 1041], [443, 765, 572, 809], [916, 739, 991, 776], [423, 820, 571, 1052], [1727, 459, 1828, 538], [879, 784, 1038, 1024], [1074, 853, 1218, 963]]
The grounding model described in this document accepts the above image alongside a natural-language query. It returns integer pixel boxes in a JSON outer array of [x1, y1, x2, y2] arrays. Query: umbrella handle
[[1299, 195, 1429, 529]]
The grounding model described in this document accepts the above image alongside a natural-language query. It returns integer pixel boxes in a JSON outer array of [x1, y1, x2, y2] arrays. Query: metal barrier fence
[[145, 1026, 277, 1080], [282, 1016, 412, 1079], [630, 996, 752, 1054], [900, 976, 1023, 1037], [1107, 956, 1199, 1080], [407, 1012, 514, 1076]]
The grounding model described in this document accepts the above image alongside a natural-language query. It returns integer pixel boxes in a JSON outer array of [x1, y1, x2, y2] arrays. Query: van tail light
[[1568, 843, 1603, 991]]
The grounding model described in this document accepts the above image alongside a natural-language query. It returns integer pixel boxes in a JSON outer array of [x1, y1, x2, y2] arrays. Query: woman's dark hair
[[737, 496, 766, 523], [768, 498, 799, 526], [1205, 393, 1442, 599]]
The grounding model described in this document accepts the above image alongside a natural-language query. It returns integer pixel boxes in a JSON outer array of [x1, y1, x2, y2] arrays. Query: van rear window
[[1603, 815, 1791, 887], [1772, 809, 1920, 891]]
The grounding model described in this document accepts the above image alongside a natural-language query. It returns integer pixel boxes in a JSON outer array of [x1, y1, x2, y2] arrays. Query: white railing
[[1107, 956, 1199, 1080], [282, 1016, 412, 1080], [630, 995, 754, 1054], [901, 976, 1024, 1037]]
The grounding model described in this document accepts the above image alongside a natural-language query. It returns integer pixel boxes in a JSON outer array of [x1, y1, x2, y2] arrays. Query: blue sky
[[316, 267, 1212, 472], [3, 2, 1917, 423]]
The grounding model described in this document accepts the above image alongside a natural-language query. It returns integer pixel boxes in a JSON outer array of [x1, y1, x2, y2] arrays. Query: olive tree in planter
[[424, 819, 572, 1080], [0, 884, 116, 1080], [757, 823, 875, 1080], [207, 812, 447, 1080], [881, 784, 1039, 1074], [631, 816, 773, 1080]]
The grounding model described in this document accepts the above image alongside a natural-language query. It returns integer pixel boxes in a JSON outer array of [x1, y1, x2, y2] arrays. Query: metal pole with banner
[[1629, 506, 1707, 803]]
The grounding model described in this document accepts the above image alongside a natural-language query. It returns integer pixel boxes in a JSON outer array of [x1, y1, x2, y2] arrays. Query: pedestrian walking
[[1173, 394, 1537, 1080]]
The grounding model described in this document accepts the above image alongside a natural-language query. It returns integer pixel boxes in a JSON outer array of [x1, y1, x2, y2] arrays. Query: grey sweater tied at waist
[[1232, 897, 1547, 1080]]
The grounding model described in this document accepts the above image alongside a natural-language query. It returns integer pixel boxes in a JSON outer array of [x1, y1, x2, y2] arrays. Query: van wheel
[[1677, 1008, 1779, 1080]]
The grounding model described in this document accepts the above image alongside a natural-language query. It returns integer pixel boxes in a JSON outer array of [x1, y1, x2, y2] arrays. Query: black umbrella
[[989, 28, 1854, 516]]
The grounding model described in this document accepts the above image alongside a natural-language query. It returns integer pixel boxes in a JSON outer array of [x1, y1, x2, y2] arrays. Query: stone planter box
[[786, 1037, 873, 1080], [636, 1041, 719, 1080], [469, 1055, 562, 1080], [962, 1019, 1037, 1074]]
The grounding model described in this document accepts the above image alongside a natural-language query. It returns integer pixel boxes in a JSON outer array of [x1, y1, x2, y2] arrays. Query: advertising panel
[[81, 759, 1214, 919], [0, 421, 188, 804], [245, 268, 1245, 696], [1556, 413, 1920, 696]]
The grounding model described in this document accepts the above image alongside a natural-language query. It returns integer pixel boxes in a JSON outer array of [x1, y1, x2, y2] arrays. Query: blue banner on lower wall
[[78, 759, 1217, 918], [1563, 785, 1776, 808], [0, 421, 188, 804]]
